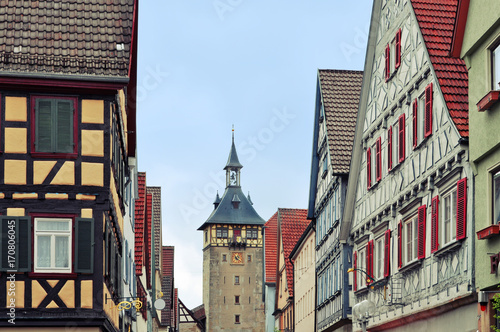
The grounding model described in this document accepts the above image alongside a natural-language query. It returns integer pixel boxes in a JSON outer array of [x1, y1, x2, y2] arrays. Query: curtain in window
[[55, 236, 69, 268], [37, 236, 51, 268]]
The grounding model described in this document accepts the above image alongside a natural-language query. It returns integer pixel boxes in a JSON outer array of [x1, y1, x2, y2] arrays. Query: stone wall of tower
[[203, 244, 265, 331]]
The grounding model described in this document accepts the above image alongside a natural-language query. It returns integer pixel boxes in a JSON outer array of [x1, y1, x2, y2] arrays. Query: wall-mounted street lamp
[[352, 299, 375, 332], [105, 295, 144, 311], [347, 268, 376, 288]]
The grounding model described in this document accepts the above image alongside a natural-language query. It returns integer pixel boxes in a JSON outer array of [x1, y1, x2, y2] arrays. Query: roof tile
[[410, 0, 469, 137], [318, 70, 364, 174], [264, 212, 278, 284], [278, 208, 310, 297]]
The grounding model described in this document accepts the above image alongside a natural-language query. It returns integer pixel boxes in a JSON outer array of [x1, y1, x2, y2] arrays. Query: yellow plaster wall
[[7, 208, 24, 216], [103, 284, 119, 330], [50, 161, 75, 185], [6, 281, 24, 308], [81, 208, 93, 218], [45, 193, 68, 199], [81, 130, 104, 157], [118, 90, 128, 148], [81, 162, 103, 186], [5, 96, 27, 122], [82, 99, 104, 124], [110, 175, 124, 234], [31, 280, 46, 308], [4, 128, 27, 153], [81, 280, 93, 309], [12, 193, 37, 199], [4, 160, 26, 184], [0, 193, 4, 199], [33, 160, 57, 184], [76, 194, 96, 201], [59, 280, 75, 308]]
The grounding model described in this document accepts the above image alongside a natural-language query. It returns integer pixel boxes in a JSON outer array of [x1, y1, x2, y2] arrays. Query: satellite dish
[[154, 298, 166, 310]]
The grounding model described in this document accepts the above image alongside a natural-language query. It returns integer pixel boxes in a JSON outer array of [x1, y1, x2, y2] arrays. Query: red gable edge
[[135, 172, 146, 275], [279, 208, 310, 298], [264, 212, 278, 284], [410, 0, 469, 137]]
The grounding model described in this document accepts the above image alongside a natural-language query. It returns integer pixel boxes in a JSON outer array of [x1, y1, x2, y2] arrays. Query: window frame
[[403, 214, 419, 265], [30, 95, 78, 159], [374, 235, 384, 280], [493, 169, 500, 225], [441, 187, 458, 247], [34, 217, 72, 273], [491, 41, 500, 90], [357, 246, 367, 290]]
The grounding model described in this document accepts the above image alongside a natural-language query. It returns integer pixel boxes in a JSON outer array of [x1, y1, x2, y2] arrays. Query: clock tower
[[198, 132, 266, 331]]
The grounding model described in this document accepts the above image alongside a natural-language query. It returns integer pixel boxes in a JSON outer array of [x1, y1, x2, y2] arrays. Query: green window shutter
[[17, 217, 31, 272], [0, 217, 31, 272], [75, 218, 94, 273], [36, 99, 54, 152], [56, 100, 73, 153]]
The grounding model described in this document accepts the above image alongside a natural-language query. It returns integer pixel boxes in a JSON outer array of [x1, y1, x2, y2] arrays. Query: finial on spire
[[232, 124, 234, 142]]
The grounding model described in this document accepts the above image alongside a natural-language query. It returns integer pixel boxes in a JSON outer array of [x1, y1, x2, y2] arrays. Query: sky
[[136, 1, 373, 309]]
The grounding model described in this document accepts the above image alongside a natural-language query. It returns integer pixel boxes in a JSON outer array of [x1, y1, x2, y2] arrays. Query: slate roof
[[410, 0, 469, 137], [0, 0, 136, 78], [278, 208, 309, 298], [135, 172, 146, 275], [318, 69, 364, 174], [225, 135, 243, 169], [198, 186, 265, 229], [264, 212, 278, 284]]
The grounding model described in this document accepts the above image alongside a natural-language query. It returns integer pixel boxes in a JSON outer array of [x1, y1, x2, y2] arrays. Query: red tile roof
[[0, 0, 136, 77], [410, 0, 469, 137], [319, 70, 364, 174], [264, 212, 278, 284], [146, 193, 153, 288], [148, 187, 162, 270], [134, 172, 146, 275], [161, 246, 175, 326], [278, 208, 310, 297]]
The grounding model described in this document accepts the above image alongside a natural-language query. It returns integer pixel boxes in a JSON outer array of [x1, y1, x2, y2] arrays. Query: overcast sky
[[137, 1, 372, 309]]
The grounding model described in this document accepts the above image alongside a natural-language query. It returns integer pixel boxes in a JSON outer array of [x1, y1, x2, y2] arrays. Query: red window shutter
[[384, 230, 391, 277], [367, 148, 372, 190], [418, 205, 426, 260], [413, 99, 418, 148], [431, 196, 439, 253], [353, 251, 357, 291], [425, 83, 433, 137], [376, 137, 382, 182], [366, 241, 374, 284], [398, 114, 405, 163], [388, 126, 393, 171], [456, 178, 467, 240], [385, 44, 390, 81], [398, 221, 402, 268], [395, 28, 402, 69]]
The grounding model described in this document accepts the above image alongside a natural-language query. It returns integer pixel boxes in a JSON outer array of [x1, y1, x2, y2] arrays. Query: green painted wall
[[464, 2, 500, 290], [461, 0, 500, 58]]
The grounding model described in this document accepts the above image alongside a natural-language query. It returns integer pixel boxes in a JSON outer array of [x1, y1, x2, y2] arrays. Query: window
[[35, 218, 71, 273], [247, 229, 258, 239], [235, 275, 240, 284], [385, 28, 402, 81], [222, 254, 227, 262], [235, 295, 240, 304], [32, 96, 77, 155], [404, 214, 419, 264], [398, 114, 406, 163], [492, 43, 500, 90], [401, 205, 426, 266], [367, 138, 382, 190], [375, 137, 382, 182], [430, 178, 467, 252], [235, 314, 240, 324], [247, 254, 252, 262], [357, 247, 367, 289], [205, 230, 208, 242], [216, 228, 228, 238], [389, 114, 405, 171], [0, 216, 93, 274], [494, 171, 500, 224], [375, 236, 384, 279], [413, 83, 434, 143], [367, 147, 372, 189]]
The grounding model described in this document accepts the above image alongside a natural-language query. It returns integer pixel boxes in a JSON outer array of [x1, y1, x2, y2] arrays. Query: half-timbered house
[[307, 69, 363, 332], [0, 1, 139, 331], [343, 0, 476, 330], [273, 208, 309, 332]]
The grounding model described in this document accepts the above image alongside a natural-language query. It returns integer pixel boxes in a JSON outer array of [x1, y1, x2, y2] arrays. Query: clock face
[[231, 252, 243, 264]]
